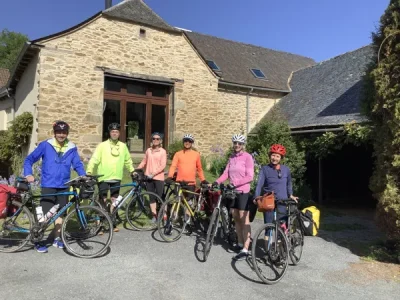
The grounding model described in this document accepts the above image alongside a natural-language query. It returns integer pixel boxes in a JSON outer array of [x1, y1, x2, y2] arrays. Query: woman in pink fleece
[[214, 134, 254, 261], [138, 132, 167, 223]]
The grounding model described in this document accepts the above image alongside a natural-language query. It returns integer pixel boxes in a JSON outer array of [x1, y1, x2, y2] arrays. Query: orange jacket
[[168, 149, 205, 184]]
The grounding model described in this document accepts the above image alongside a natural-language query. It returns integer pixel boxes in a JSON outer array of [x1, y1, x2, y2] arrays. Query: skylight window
[[250, 68, 266, 79], [206, 60, 220, 71]]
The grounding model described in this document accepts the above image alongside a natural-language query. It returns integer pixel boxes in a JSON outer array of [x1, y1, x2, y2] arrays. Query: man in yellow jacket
[[87, 123, 135, 232]]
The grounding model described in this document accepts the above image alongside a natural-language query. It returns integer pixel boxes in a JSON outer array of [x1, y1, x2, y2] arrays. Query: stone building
[[0, 0, 314, 156]]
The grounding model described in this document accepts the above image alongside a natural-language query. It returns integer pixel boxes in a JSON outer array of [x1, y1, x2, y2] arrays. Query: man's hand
[[131, 171, 138, 177], [201, 180, 209, 185], [147, 174, 154, 180], [290, 195, 299, 202], [26, 175, 35, 183]]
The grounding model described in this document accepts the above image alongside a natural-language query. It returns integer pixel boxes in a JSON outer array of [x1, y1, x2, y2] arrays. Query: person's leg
[[183, 185, 195, 232], [109, 181, 121, 214], [146, 180, 157, 217], [233, 194, 251, 261], [52, 188, 69, 248], [36, 188, 56, 252], [98, 181, 109, 210]]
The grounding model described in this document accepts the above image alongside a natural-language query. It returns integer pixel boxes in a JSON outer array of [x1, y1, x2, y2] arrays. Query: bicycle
[[0, 176, 113, 258], [203, 183, 239, 262], [157, 180, 211, 242], [90, 171, 164, 231], [251, 198, 305, 284]]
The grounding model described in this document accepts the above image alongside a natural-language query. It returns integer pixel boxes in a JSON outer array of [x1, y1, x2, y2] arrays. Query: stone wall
[[34, 15, 280, 156]]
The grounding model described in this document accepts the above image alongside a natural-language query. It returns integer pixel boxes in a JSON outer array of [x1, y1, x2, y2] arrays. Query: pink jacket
[[216, 151, 254, 193], [138, 147, 167, 181]]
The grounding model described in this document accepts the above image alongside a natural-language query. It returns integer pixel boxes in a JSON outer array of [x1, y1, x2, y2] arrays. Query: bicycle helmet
[[232, 134, 246, 144], [182, 133, 194, 142], [269, 144, 286, 156], [152, 132, 163, 139], [53, 120, 70, 133], [108, 123, 121, 131]]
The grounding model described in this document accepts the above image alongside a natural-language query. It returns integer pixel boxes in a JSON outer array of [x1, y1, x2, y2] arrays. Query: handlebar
[[276, 199, 299, 205]]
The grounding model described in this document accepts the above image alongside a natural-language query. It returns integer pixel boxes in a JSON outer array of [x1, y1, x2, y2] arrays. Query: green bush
[[208, 145, 232, 178], [362, 0, 400, 239], [247, 117, 306, 194], [167, 139, 182, 160], [0, 112, 33, 175]]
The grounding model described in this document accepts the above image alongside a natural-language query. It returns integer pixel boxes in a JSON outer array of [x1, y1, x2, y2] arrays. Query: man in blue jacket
[[24, 120, 86, 253]]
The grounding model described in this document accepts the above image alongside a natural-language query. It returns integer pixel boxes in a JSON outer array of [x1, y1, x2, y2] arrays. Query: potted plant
[[127, 121, 139, 139]]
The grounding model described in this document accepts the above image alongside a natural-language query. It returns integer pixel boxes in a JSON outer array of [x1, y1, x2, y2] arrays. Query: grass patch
[[320, 223, 367, 231]]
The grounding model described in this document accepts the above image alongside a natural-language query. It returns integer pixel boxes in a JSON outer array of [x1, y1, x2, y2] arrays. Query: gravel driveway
[[0, 220, 398, 300]]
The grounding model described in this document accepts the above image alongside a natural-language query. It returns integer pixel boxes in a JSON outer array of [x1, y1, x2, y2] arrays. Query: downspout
[[170, 85, 175, 142], [6, 88, 16, 121], [246, 88, 253, 134]]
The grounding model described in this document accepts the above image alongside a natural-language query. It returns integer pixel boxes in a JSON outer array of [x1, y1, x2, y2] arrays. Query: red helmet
[[269, 144, 286, 156]]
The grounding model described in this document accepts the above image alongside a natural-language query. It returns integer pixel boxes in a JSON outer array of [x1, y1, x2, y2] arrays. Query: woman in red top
[[138, 132, 167, 222]]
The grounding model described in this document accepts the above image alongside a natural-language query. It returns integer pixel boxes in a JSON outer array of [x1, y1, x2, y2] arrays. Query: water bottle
[[36, 206, 44, 222], [44, 204, 60, 221], [113, 195, 123, 207]]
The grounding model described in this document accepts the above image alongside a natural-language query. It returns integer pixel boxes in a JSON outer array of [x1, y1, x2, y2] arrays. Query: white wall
[[14, 53, 40, 153], [0, 97, 13, 130]]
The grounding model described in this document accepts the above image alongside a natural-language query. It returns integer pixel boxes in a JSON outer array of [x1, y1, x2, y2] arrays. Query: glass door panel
[[126, 102, 146, 152], [103, 99, 121, 141], [151, 105, 166, 138]]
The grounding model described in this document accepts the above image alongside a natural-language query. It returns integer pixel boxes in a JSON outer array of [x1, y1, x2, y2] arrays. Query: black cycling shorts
[[98, 181, 121, 199], [233, 193, 250, 211], [41, 187, 69, 216]]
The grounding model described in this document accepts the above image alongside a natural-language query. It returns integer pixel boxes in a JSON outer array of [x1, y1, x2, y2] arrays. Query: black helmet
[[53, 120, 70, 132], [108, 123, 121, 131]]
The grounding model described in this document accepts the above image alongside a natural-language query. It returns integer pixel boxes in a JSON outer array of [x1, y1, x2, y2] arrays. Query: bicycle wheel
[[126, 191, 163, 230], [157, 195, 187, 242], [220, 206, 237, 246], [0, 201, 33, 253], [288, 215, 304, 265], [62, 205, 113, 258], [251, 224, 289, 284], [203, 208, 219, 262]]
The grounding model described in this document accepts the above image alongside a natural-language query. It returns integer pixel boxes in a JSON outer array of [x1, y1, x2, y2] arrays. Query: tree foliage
[[0, 112, 33, 175], [0, 29, 28, 70], [363, 0, 400, 239], [247, 118, 306, 193]]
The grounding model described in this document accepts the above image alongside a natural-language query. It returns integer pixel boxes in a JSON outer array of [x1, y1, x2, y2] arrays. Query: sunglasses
[[183, 139, 193, 143], [233, 142, 244, 146], [152, 137, 161, 140]]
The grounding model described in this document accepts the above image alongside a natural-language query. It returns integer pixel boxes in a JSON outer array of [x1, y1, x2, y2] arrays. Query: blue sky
[[0, 0, 389, 62]]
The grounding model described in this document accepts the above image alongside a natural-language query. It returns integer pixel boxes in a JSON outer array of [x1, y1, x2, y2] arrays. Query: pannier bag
[[255, 192, 275, 212], [301, 206, 320, 236], [0, 184, 17, 219]]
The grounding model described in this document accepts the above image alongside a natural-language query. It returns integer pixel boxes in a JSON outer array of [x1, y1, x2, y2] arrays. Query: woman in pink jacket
[[214, 134, 254, 261], [138, 132, 167, 223]]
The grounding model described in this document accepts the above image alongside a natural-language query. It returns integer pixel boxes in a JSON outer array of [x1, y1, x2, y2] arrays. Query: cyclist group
[[23, 120, 297, 259]]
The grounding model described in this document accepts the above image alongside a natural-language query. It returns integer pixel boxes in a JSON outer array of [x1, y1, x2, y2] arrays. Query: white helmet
[[232, 134, 246, 144], [183, 133, 195, 142]]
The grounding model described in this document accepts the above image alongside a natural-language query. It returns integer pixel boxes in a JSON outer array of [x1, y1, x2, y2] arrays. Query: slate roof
[[270, 45, 374, 129], [185, 32, 315, 91], [103, 0, 179, 33], [0, 68, 10, 88]]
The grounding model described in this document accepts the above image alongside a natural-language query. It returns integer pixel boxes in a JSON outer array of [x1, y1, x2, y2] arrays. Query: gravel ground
[[0, 219, 398, 300]]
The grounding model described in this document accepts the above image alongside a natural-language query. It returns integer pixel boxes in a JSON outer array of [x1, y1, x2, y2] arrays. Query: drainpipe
[[246, 88, 253, 134], [5, 88, 16, 121], [291, 127, 344, 135], [170, 86, 175, 142]]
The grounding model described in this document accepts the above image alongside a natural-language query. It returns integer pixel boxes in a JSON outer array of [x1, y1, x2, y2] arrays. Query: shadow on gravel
[[150, 229, 169, 243], [63, 244, 111, 259], [315, 207, 399, 264], [230, 257, 263, 284], [194, 236, 206, 263]]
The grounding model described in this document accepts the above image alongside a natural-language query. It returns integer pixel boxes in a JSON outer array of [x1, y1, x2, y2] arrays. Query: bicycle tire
[[0, 201, 33, 253], [157, 196, 186, 242], [251, 223, 289, 284], [203, 208, 219, 262], [62, 205, 113, 258], [288, 215, 304, 265], [126, 191, 163, 231]]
